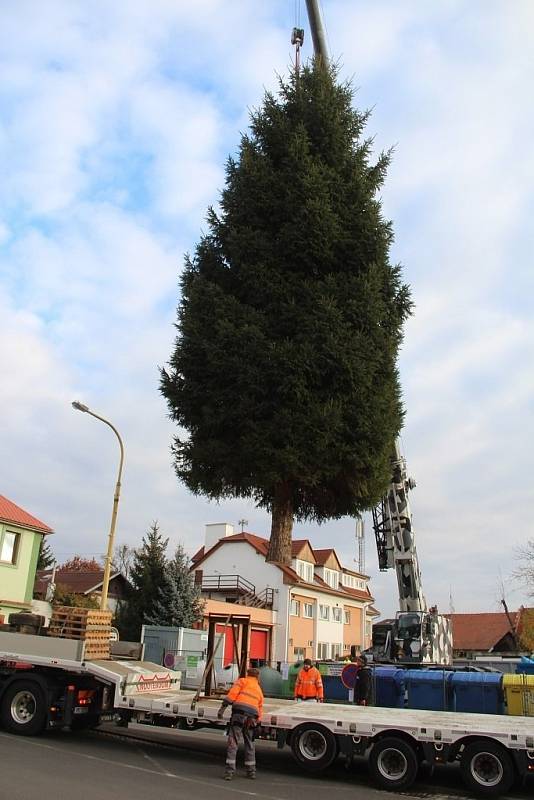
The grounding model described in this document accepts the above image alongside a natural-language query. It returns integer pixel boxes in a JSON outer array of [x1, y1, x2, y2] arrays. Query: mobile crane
[[370, 443, 453, 664], [301, 0, 452, 665]]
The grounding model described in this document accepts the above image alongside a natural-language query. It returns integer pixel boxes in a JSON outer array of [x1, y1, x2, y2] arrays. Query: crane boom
[[305, 0, 329, 63], [372, 442, 427, 613]]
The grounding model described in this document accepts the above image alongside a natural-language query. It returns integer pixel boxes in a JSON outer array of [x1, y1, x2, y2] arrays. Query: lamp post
[[72, 401, 124, 611]]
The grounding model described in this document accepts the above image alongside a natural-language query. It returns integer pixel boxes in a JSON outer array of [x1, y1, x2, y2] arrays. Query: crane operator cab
[[394, 612, 425, 661]]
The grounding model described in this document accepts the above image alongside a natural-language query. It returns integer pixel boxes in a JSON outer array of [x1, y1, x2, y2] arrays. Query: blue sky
[[1, 0, 533, 617]]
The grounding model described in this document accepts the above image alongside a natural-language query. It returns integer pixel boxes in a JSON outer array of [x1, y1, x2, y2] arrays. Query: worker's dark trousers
[[226, 715, 255, 773]]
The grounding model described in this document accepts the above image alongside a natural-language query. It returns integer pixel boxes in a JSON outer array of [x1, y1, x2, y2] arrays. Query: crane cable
[[291, 0, 304, 73]]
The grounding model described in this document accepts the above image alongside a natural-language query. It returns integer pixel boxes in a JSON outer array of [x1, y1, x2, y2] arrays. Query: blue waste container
[[322, 675, 350, 702], [374, 667, 405, 708], [405, 670, 453, 711], [451, 672, 503, 714], [516, 656, 534, 676]]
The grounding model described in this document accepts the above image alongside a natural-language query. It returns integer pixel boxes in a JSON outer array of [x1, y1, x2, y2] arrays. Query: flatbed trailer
[[1, 631, 533, 797]]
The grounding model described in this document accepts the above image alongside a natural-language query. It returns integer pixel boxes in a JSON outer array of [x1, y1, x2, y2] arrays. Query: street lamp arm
[[71, 401, 125, 611]]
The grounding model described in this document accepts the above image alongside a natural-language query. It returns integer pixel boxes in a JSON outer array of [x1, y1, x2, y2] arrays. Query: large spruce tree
[[161, 62, 412, 565]]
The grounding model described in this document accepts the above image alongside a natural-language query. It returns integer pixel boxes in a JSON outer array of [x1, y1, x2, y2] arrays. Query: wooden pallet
[[48, 606, 112, 659]]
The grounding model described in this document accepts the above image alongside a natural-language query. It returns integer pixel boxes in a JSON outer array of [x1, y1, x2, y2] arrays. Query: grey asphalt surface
[[0, 723, 532, 800]]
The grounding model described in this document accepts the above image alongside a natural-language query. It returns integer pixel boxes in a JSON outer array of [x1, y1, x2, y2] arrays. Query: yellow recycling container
[[503, 674, 534, 716]]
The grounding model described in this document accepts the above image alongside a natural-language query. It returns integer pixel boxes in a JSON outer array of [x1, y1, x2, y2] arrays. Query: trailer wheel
[[369, 737, 419, 791], [290, 723, 338, 772], [460, 740, 514, 797], [0, 680, 47, 736]]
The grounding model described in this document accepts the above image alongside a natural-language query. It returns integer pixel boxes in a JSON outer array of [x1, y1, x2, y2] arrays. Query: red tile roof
[[0, 494, 53, 534], [448, 610, 530, 651], [291, 539, 315, 559], [34, 569, 125, 596], [191, 531, 375, 604], [313, 548, 336, 566]]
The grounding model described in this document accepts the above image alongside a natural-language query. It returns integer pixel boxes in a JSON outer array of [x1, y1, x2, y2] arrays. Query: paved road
[[0, 723, 532, 800]]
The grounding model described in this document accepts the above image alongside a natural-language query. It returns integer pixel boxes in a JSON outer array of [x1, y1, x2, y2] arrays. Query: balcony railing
[[201, 574, 255, 596]]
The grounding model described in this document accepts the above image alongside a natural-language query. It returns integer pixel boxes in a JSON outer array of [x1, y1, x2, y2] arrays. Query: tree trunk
[[266, 482, 294, 564]]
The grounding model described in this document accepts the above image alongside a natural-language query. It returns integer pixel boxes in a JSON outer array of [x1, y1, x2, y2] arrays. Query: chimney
[[205, 522, 234, 550]]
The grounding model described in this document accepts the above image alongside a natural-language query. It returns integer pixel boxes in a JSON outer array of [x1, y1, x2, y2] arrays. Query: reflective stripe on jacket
[[224, 676, 264, 720], [294, 666, 323, 699]]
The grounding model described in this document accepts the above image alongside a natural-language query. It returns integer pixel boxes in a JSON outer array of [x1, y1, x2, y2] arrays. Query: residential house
[[191, 523, 377, 664], [449, 608, 534, 658], [34, 569, 130, 612], [0, 494, 53, 622]]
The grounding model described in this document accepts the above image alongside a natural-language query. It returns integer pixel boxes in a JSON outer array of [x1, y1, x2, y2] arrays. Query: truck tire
[[290, 723, 338, 772], [460, 740, 514, 797], [0, 680, 47, 736], [368, 737, 419, 791]]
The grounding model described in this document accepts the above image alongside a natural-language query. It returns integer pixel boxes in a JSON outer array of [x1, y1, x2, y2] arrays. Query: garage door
[[250, 629, 268, 662]]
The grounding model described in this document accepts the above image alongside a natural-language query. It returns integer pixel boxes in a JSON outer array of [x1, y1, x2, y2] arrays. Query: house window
[[344, 610, 351, 625], [331, 643, 343, 659], [332, 607, 342, 623], [294, 647, 306, 661], [319, 604, 329, 621], [0, 531, 20, 565], [295, 560, 314, 583], [317, 642, 329, 660], [324, 568, 339, 589], [290, 599, 300, 616], [303, 602, 314, 618]]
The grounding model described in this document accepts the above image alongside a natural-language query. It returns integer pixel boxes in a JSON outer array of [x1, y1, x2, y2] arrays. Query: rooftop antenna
[[355, 518, 365, 574], [238, 518, 248, 533]]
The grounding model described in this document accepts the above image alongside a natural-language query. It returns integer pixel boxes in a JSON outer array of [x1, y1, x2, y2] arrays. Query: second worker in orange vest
[[294, 658, 324, 701]]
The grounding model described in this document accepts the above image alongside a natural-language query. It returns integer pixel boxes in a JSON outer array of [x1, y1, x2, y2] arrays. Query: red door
[[250, 630, 268, 662], [216, 624, 236, 666]]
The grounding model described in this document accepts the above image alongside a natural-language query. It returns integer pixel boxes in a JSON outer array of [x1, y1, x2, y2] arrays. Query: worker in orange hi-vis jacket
[[294, 658, 324, 701], [218, 667, 264, 781]]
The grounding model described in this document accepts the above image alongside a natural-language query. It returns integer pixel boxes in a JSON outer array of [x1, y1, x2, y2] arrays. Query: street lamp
[[72, 401, 125, 611]]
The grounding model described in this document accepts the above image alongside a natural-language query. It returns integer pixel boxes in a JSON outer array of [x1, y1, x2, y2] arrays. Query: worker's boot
[[223, 768, 234, 781], [246, 768, 256, 780]]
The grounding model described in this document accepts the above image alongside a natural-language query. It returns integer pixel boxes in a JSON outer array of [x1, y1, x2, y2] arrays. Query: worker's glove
[[295, 697, 302, 703], [217, 707, 226, 720], [317, 697, 324, 703]]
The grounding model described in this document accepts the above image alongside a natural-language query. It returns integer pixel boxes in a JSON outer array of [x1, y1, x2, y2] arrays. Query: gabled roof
[[34, 569, 127, 596], [448, 610, 530, 651], [0, 494, 53, 534], [192, 531, 269, 568], [313, 548, 342, 570], [291, 540, 316, 561]]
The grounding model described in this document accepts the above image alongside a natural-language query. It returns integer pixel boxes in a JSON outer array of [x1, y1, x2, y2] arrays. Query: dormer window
[[323, 568, 339, 589], [295, 559, 314, 583]]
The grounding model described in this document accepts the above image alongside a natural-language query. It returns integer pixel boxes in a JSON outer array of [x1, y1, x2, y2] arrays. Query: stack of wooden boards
[[48, 606, 112, 659]]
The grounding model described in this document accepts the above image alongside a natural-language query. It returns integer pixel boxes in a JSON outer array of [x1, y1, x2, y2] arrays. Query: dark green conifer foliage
[[37, 539, 55, 570], [161, 62, 412, 565], [116, 522, 168, 641], [146, 544, 204, 628]]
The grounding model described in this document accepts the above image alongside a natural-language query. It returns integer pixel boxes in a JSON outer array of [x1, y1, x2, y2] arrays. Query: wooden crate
[[48, 606, 112, 660]]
